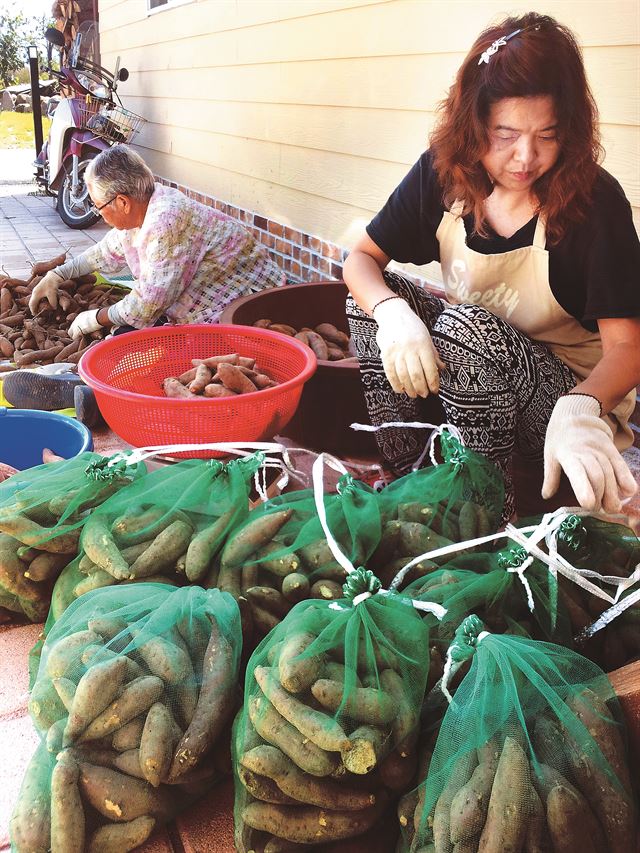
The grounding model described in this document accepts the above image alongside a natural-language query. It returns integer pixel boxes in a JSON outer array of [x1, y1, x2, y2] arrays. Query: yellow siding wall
[[99, 0, 639, 282]]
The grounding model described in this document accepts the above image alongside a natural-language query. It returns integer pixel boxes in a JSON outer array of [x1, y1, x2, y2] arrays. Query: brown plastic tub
[[219, 281, 376, 455]]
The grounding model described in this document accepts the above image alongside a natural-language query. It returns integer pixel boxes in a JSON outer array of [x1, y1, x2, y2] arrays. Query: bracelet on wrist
[[371, 295, 403, 316]]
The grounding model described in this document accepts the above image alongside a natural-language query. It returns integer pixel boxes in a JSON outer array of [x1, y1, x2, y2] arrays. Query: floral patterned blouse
[[69, 184, 285, 327]]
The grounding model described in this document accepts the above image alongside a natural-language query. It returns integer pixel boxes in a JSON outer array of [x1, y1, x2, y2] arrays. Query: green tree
[[0, 10, 25, 88], [0, 8, 49, 89]]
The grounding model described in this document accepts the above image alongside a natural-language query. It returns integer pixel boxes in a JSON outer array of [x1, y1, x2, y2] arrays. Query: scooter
[[35, 25, 144, 229]]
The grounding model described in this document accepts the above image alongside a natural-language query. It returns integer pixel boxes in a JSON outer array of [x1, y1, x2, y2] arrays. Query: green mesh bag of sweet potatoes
[[400, 615, 637, 853]]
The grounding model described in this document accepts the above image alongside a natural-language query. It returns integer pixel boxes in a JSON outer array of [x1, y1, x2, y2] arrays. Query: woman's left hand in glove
[[542, 393, 637, 513]]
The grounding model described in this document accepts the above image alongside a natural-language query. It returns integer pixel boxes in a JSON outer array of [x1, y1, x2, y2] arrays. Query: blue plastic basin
[[0, 407, 93, 470]]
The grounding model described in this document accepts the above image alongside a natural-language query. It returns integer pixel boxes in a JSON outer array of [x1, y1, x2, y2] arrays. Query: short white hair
[[85, 144, 155, 202]]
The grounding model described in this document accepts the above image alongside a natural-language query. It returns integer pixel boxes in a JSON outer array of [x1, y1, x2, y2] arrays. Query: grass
[[0, 112, 52, 149]]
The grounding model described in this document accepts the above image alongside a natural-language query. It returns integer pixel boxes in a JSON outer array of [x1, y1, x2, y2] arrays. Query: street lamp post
[[27, 45, 44, 160]]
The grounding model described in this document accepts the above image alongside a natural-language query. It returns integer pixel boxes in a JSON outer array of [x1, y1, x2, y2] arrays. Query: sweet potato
[[221, 509, 293, 568], [565, 688, 635, 851], [168, 613, 236, 780], [378, 748, 418, 792], [246, 585, 291, 618], [83, 516, 132, 579], [278, 632, 324, 694], [87, 815, 156, 853], [79, 676, 164, 742], [254, 540, 301, 577], [128, 519, 194, 578], [163, 376, 192, 398], [341, 725, 388, 775], [78, 761, 173, 822], [63, 656, 129, 745], [305, 330, 329, 360], [9, 744, 52, 853], [254, 665, 349, 753], [533, 763, 606, 852], [30, 252, 66, 276], [242, 799, 385, 844], [379, 668, 418, 755], [0, 512, 79, 553], [203, 383, 237, 397], [238, 765, 299, 805], [249, 694, 339, 777], [241, 744, 376, 810], [477, 736, 530, 853], [188, 363, 213, 394], [449, 751, 498, 844], [281, 572, 310, 603], [192, 352, 239, 367], [311, 679, 396, 725], [23, 551, 69, 582], [546, 783, 606, 853], [53, 676, 77, 712], [45, 629, 101, 679], [185, 509, 234, 582], [139, 702, 178, 786], [315, 323, 350, 349], [217, 362, 258, 393], [51, 751, 84, 853], [132, 629, 194, 685], [310, 579, 343, 601], [112, 717, 145, 752]]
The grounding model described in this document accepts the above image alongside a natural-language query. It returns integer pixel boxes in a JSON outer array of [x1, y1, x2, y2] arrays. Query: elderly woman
[[344, 12, 640, 521], [29, 144, 285, 336]]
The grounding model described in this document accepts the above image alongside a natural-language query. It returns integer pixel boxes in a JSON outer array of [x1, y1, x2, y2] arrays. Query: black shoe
[[2, 369, 84, 411], [74, 385, 106, 429]]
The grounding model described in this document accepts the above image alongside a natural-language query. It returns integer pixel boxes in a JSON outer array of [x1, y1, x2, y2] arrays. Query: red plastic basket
[[78, 325, 317, 457]]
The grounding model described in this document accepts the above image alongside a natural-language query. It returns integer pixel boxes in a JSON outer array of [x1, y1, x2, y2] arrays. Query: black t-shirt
[[367, 150, 640, 332]]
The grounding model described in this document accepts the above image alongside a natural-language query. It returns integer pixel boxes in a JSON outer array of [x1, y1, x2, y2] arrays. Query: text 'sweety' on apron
[[435, 202, 635, 450]]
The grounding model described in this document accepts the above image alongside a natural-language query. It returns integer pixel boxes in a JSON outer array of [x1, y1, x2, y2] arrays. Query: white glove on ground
[[374, 297, 445, 398], [69, 309, 101, 339], [542, 393, 637, 513], [28, 270, 64, 314]]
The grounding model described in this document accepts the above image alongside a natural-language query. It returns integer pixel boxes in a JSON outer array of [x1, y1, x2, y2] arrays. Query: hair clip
[[477, 27, 522, 65]]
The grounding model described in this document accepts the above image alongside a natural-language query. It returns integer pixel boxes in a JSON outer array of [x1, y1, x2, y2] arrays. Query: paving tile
[[174, 780, 235, 852], [0, 623, 42, 719], [0, 715, 41, 849]]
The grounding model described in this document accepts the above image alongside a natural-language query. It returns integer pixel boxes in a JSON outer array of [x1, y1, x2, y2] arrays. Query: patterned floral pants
[[345, 271, 578, 520]]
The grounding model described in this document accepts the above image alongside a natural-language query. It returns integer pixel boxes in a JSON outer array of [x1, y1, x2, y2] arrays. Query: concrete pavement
[[0, 147, 109, 280]]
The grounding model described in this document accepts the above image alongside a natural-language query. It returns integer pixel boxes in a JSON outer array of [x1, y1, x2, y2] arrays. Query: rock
[[1, 90, 15, 111]]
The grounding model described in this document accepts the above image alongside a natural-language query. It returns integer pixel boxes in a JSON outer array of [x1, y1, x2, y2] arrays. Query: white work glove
[[542, 393, 637, 513], [69, 309, 102, 339], [28, 270, 64, 314], [374, 297, 445, 398]]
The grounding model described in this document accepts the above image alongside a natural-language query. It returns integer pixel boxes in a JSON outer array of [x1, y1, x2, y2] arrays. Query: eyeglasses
[[91, 195, 118, 215]]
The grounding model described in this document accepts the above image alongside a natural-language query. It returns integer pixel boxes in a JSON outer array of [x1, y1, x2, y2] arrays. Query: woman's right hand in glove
[[374, 297, 445, 398], [28, 270, 64, 314]]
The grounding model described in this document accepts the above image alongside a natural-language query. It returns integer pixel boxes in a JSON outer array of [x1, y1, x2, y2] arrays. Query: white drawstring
[[311, 453, 447, 620], [350, 421, 464, 470]]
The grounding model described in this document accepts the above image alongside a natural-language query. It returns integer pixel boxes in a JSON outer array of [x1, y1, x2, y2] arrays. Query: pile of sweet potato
[[252, 319, 356, 362], [236, 621, 420, 850], [401, 688, 636, 852], [12, 610, 236, 853], [0, 254, 121, 369], [215, 496, 492, 653], [0, 468, 135, 623], [163, 352, 278, 399]]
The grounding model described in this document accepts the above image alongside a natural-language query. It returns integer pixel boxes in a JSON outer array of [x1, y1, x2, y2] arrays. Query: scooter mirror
[[118, 67, 129, 82], [45, 27, 65, 48]]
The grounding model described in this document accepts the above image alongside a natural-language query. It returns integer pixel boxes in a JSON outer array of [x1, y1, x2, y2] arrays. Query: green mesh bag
[[406, 544, 574, 651], [233, 566, 432, 852], [401, 615, 637, 853], [0, 453, 142, 623], [18, 582, 241, 851], [370, 430, 505, 588], [217, 473, 383, 650], [542, 512, 640, 673]]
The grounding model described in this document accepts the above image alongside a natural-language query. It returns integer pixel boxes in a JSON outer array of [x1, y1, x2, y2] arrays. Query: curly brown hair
[[430, 13, 603, 245]]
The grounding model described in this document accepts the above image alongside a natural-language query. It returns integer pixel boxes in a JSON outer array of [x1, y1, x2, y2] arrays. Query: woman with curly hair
[[344, 12, 640, 521]]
